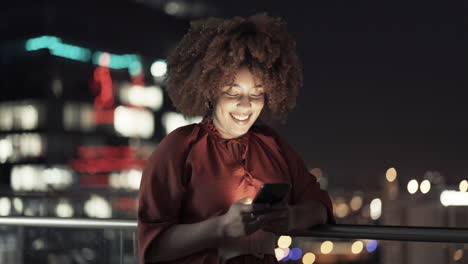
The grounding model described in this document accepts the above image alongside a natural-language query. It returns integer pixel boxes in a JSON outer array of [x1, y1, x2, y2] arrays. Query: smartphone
[[253, 183, 290, 205]]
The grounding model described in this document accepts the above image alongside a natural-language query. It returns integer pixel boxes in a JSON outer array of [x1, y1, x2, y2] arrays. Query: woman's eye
[[225, 92, 239, 97], [251, 93, 264, 97]]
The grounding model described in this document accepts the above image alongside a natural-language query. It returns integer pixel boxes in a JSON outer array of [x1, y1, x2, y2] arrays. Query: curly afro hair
[[164, 12, 303, 122]]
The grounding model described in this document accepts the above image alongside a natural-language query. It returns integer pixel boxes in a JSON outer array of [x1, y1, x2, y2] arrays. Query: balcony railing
[[1, 217, 467, 243]]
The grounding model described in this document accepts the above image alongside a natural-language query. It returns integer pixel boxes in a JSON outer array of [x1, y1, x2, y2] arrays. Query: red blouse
[[138, 118, 335, 264]]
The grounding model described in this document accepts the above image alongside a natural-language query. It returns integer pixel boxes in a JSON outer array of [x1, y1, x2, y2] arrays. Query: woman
[[138, 13, 335, 264]]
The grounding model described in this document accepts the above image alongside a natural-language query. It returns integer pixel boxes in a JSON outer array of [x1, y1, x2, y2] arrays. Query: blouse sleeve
[[268, 129, 335, 225], [137, 125, 195, 263]]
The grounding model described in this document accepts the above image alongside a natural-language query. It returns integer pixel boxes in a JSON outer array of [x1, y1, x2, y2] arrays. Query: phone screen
[[253, 183, 290, 205]]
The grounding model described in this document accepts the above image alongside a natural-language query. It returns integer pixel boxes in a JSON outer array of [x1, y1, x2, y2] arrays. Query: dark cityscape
[[0, 0, 466, 263]]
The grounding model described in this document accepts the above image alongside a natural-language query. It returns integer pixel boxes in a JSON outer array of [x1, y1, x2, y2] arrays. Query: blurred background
[[0, 0, 466, 263]]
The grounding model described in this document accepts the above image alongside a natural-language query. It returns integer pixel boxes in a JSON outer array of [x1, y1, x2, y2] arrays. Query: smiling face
[[212, 67, 265, 139]]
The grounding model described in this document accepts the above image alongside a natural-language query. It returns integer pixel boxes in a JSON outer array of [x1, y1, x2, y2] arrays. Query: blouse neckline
[[200, 117, 250, 145]]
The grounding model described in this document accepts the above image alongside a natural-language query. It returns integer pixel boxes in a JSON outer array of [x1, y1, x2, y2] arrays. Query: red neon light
[[131, 71, 145, 86], [90, 54, 116, 125], [92, 66, 114, 108], [93, 108, 114, 124], [70, 145, 147, 174], [79, 174, 109, 187], [114, 197, 138, 211], [70, 158, 146, 174], [77, 146, 135, 159]]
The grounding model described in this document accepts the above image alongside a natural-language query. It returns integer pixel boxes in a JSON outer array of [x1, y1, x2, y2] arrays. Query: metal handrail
[[0, 217, 136, 230], [287, 224, 468, 243], [0, 217, 467, 243]]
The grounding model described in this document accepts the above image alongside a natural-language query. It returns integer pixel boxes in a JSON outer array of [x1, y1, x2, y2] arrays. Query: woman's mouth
[[230, 113, 251, 124]]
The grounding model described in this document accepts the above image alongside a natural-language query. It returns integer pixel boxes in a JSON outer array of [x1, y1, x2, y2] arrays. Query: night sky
[[219, 1, 466, 188], [2, 1, 466, 189]]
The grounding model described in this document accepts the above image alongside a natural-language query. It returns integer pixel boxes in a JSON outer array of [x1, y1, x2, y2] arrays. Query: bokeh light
[[385, 167, 397, 182], [454, 249, 464, 261], [277, 236, 292, 248], [150, 59, 167, 77], [351, 241, 364, 254], [275, 248, 286, 261], [350, 195, 363, 211], [440, 190, 468, 206], [114, 106, 154, 138], [110, 169, 142, 190], [302, 252, 316, 264], [13, 198, 23, 214], [280, 248, 291, 261], [420, 180, 431, 194], [84, 195, 112, 218], [407, 179, 419, 194], [320, 241, 333, 254], [55, 199, 74, 218], [0, 197, 12, 216], [161, 112, 202, 135], [459, 180, 468, 192], [370, 198, 382, 220], [0, 138, 13, 163], [335, 200, 350, 218], [366, 240, 378, 253], [289, 248, 303, 261]]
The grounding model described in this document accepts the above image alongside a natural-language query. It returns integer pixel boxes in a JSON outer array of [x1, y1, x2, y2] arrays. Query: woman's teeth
[[231, 114, 250, 121]]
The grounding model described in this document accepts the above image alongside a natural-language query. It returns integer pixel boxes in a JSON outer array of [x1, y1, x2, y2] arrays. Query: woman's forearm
[[148, 216, 223, 262], [290, 200, 328, 230]]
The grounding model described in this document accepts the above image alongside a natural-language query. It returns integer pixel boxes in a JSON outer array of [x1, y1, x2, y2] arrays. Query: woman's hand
[[218, 197, 270, 239], [261, 200, 328, 234], [259, 200, 294, 234]]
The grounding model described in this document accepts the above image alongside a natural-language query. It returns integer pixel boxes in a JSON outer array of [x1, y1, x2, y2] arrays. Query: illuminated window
[[84, 195, 112, 218], [114, 106, 154, 138], [119, 84, 164, 111], [11, 165, 74, 191], [440, 190, 468, 206], [161, 111, 202, 135]]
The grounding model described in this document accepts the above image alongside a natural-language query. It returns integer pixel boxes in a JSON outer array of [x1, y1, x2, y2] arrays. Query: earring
[[206, 101, 213, 110]]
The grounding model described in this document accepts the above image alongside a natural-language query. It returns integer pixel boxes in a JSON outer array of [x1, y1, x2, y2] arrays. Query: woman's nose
[[237, 95, 252, 108]]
